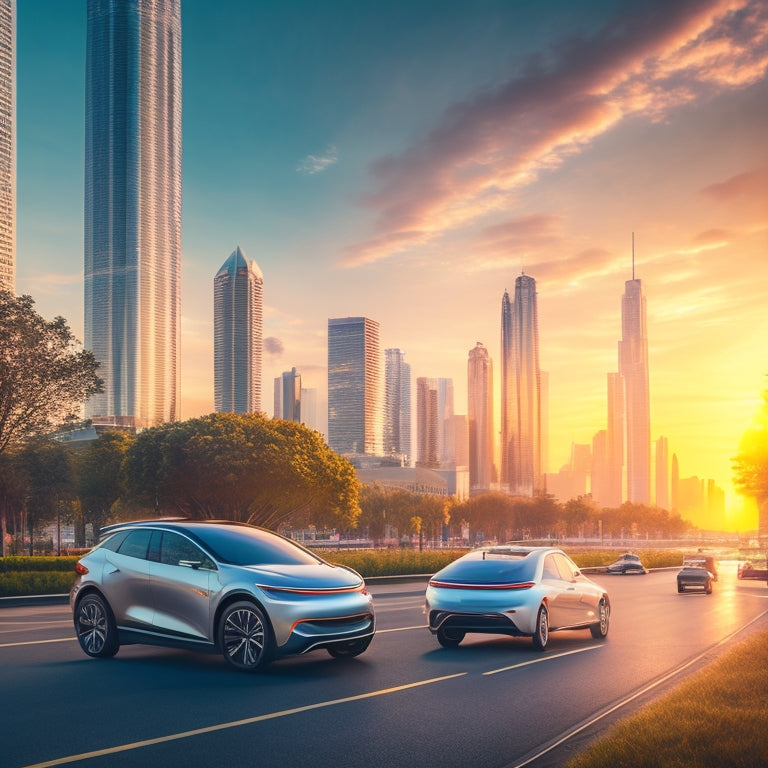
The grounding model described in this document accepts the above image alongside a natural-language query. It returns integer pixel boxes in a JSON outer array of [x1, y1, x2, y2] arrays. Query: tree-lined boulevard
[[1, 563, 766, 768]]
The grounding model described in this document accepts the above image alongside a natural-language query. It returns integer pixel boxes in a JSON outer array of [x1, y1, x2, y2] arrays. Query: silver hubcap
[[223, 608, 265, 667], [600, 603, 609, 633], [538, 609, 548, 644], [78, 601, 107, 653]]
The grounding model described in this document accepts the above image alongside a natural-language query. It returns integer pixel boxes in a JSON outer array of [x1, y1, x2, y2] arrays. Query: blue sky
[[15, 1, 768, 529]]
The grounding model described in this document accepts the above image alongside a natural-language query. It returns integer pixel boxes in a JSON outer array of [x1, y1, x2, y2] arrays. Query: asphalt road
[[1, 562, 766, 768]]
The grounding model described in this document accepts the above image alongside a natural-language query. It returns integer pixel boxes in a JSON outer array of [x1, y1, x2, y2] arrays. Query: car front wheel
[[436, 626, 465, 648], [532, 604, 549, 650], [589, 599, 610, 639], [75, 593, 119, 658], [327, 636, 372, 658], [219, 601, 272, 672]]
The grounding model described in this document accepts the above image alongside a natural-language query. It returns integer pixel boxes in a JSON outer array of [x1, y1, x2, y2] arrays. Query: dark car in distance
[[677, 566, 713, 594], [606, 553, 648, 575], [683, 555, 718, 581]]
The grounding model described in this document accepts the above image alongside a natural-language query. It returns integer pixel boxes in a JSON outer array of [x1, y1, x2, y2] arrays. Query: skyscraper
[[467, 342, 493, 493], [416, 377, 439, 468], [84, 0, 182, 429], [281, 367, 301, 422], [501, 274, 543, 496], [619, 254, 650, 503], [384, 348, 411, 464], [0, 1, 14, 291], [214, 246, 263, 414], [328, 317, 382, 456]]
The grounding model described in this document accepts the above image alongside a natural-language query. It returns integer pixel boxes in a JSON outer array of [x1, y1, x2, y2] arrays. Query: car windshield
[[436, 551, 538, 584], [188, 526, 323, 567]]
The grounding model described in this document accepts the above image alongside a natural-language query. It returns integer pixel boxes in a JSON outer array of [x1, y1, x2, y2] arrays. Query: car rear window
[[436, 552, 538, 584], [189, 526, 323, 566]]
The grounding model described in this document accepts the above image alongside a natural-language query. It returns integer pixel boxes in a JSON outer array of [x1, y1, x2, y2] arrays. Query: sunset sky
[[15, 0, 768, 531]]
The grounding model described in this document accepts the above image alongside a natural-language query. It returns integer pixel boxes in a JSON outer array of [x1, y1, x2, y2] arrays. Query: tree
[[121, 413, 361, 529], [75, 430, 135, 543], [733, 383, 768, 540], [0, 291, 103, 554]]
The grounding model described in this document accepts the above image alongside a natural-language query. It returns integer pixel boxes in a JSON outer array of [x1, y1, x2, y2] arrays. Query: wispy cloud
[[340, 0, 768, 267], [296, 145, 339, 175]]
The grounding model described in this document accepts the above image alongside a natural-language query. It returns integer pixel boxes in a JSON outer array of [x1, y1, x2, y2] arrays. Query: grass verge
[[567, 628, 768, 768]]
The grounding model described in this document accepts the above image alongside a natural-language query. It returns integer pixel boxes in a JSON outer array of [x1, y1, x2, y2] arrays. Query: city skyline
[[14, 1, 768, 529]]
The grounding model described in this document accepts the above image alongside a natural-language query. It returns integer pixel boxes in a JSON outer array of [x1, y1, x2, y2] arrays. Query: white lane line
[[483, 644, 603, 675], [506, 608, 768, 768], [0, 637, 75, 648], [23, 672, 467, 768], [375, 624, 427, 633]]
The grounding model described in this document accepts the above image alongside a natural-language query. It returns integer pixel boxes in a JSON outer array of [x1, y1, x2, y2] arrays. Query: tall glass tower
[[384, 348, 411, 464], [619, 262, 650, 504], [328, 317, 382, 456], [500, 274, 542, 496], [468, 342, 493, 493], [0, 0, 14, 291], [214, 246, 263, 414], [84, 0, 182, 428]]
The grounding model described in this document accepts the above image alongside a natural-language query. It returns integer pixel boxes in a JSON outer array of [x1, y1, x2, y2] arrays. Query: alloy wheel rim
[[78, 601, 107, 653], [224, 608, 265, 667]]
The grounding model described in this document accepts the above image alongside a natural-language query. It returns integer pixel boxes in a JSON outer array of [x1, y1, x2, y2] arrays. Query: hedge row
[[0, 571, 78, 597], [0, 556, 80, 573]]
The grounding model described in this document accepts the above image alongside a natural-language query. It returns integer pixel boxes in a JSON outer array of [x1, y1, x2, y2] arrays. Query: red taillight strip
[[258, 584, 364, 595], [75, 562, 89, 575], [428, 580, 535, 590]]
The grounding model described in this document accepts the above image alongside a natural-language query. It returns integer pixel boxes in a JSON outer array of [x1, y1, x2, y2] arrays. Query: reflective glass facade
[[214, 247, 263, 414], [384, 348, 411, 463], [467, 342, 493, 493], [84, 0, 182, 428], [500, 274, 542, 496], [0, 1, 14, 290], [328, 317, 382, 456]]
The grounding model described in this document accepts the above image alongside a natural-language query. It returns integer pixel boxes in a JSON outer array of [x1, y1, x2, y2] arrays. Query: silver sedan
[[71, 520, 375, 671], [425, 546, 610, 650]]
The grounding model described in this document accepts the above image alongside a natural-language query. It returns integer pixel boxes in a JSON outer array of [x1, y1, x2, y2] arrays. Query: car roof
[[99, 519, 267, 539]]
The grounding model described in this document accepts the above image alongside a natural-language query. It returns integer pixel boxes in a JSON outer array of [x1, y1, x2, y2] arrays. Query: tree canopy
[[0, 290, 103, 455], [121, 413, 361, 528]]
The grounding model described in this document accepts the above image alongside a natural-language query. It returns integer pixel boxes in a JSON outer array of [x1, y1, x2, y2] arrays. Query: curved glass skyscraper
[[214, 246, 263, 414], [84, 0, 182, 428]]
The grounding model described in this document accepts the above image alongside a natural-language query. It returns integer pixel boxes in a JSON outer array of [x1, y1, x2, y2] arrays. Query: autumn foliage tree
[[121, 413, 361, 529]]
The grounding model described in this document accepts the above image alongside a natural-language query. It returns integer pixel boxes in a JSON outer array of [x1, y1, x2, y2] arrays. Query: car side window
[[554, 553, 578, 581], [116, 529, 153, 560], [159, 532, 216, 570], [542, 555, 561, 580]]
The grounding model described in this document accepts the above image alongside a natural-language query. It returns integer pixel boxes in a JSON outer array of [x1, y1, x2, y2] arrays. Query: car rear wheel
[[436, 626, 465, 648], [327, 636, 372, 658], [705, 582, 712, 594], [677, 584, 684, 593], [219, 601, 272, 672], [589, 599, 610, 639], [75, 593, 119, 658], [532, 604, 549, 650]]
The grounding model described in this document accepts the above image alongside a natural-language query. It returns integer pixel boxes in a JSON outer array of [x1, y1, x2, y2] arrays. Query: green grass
[[567, 630, 768, 768]]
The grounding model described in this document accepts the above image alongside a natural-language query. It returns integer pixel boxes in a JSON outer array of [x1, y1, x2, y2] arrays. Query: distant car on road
[[425, 545, 610, 651], [677, 565, 713, 594], [70, 519, 375, 672], [606, 552, 648, 575], [683, 554, 718, 581], [738, 559, 768, 584]]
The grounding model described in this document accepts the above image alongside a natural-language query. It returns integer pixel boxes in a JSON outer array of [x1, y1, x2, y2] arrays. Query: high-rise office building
[[281, 367, 301, 422], [467, 342, 493, 493], [619, 260, 650, 503], [84, 0, 182, 428], [0, 1, 14, 291], [416, 377, 439, 468], [300, 387, 319, 433], [328, 317, 382, 456], [384, 348, 411, 464], [214, 246, 263, 414], [501, 274, 543, 496]]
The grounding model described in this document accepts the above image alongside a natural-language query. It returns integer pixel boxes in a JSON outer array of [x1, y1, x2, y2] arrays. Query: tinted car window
[[160, 532, 216, 570], [116, 529, 153, 560], [436, 552, 538, 584], [190, 526, 322, 566], [99, 529, 130, 552], [554, 553, 579, 580]]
